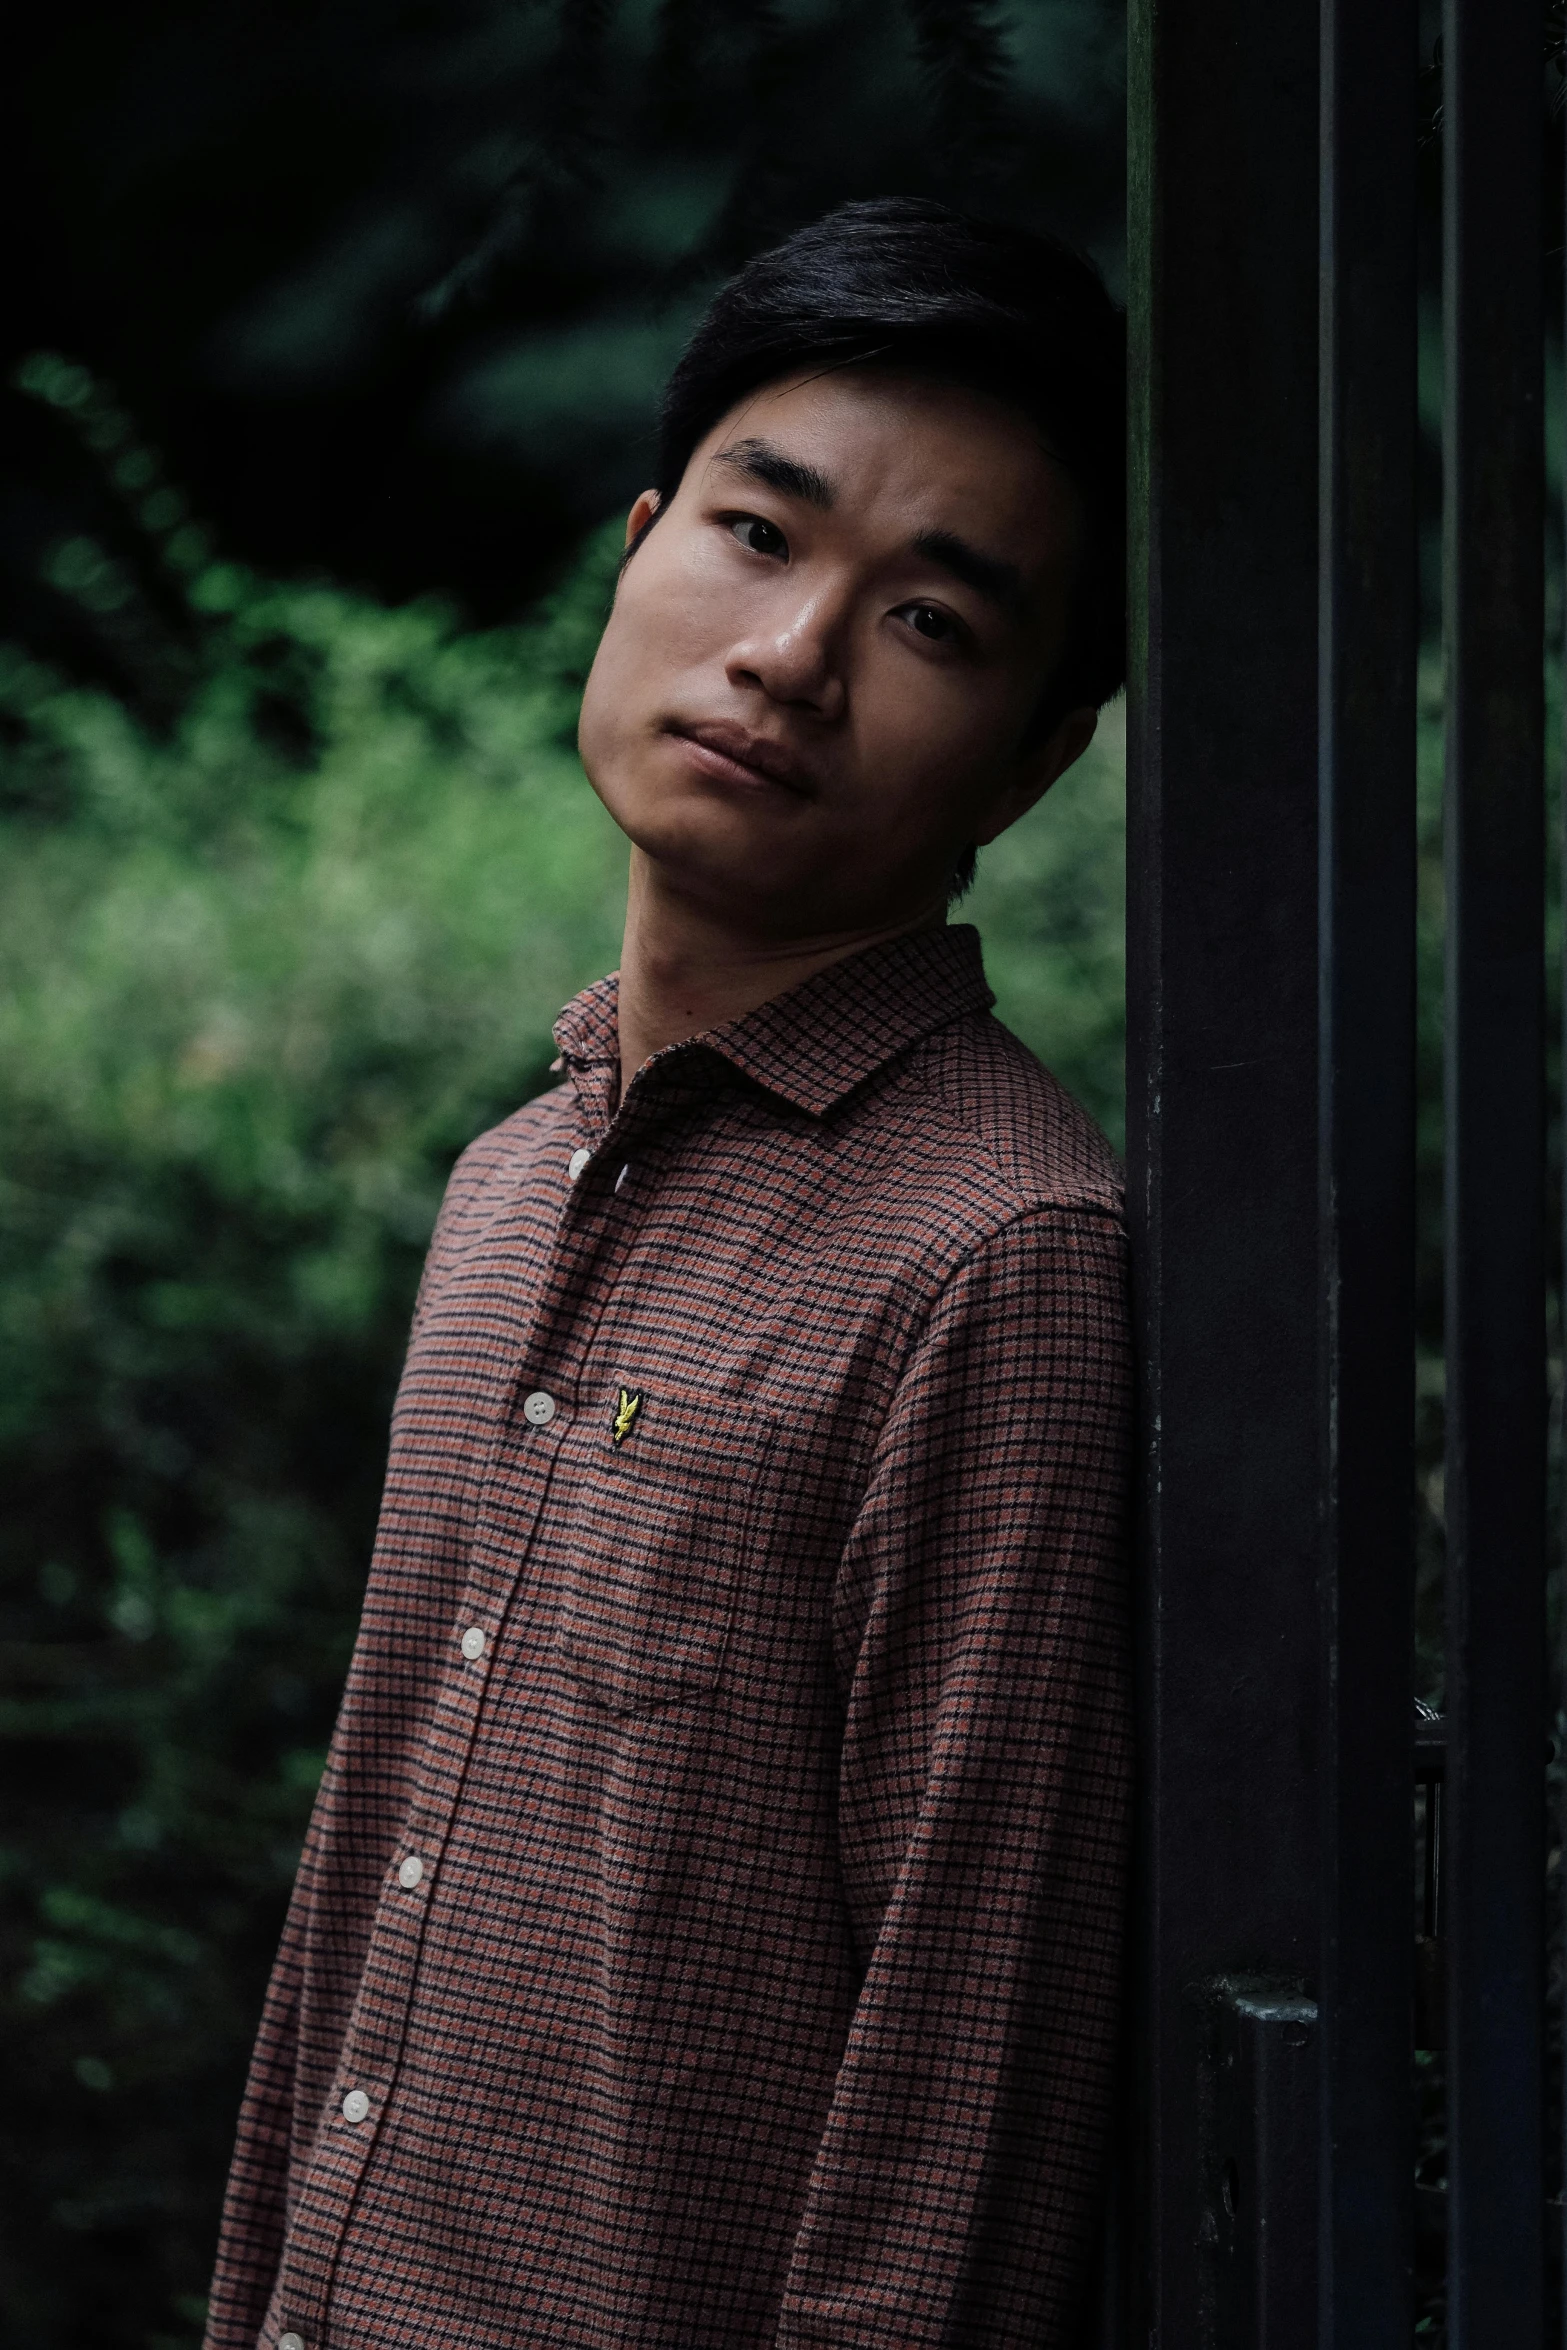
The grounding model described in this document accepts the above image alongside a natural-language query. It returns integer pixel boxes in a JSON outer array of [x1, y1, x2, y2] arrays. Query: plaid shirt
[[205, 923, 1133, 2350]]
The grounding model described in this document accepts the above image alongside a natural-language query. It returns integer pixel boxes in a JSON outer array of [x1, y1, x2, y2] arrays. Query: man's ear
[[624, 489, 660, 550], [974, 706, 1099, 848]]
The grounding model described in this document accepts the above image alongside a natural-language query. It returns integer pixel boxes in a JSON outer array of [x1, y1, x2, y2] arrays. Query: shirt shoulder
[[858, 1006, 1124, 1233], [426, 1084, 575, 1249]]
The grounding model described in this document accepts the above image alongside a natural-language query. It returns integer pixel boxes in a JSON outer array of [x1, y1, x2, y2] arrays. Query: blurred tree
[[0, 356, 1128, 2346], [1, 12, 1133, 2338]]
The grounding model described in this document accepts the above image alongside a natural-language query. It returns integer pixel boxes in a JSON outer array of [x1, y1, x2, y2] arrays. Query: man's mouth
[[663, 719, 815, 798]]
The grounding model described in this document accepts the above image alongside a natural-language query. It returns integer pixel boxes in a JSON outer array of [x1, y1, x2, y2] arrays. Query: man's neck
[[614, 852, 946, 1100]]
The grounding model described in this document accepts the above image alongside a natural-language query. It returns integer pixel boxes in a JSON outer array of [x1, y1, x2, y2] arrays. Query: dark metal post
[[1317, 0, 1418, 2337], [1202, 1981, 1321, 2349], [1126, 0, 1322, 2337], [1442, 0, 1547, 2339]]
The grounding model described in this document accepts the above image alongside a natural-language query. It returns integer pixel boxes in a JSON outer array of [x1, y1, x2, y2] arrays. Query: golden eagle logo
[[611, 1387, 643, 1446]]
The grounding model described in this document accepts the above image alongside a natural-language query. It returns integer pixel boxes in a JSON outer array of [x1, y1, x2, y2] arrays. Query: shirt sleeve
[[777, 1205, 1133, 2350]]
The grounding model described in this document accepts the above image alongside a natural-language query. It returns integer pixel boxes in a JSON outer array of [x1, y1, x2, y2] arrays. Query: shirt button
[[342, 2089, 370, 2125], [615, 1162, 631, 1193], [280, 2335, 305, 2350], [567, 1147, 592, 1182], [522, 1389, 557, 1427], [460, 1626, 486, 1662], [397, 1854, 424, 1890]]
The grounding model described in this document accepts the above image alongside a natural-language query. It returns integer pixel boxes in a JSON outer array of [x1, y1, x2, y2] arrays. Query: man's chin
[[606, 782, 933, 938], [623, 799, 803, 885], [648, 837, 809, 915], [627, 819, 865, 937]]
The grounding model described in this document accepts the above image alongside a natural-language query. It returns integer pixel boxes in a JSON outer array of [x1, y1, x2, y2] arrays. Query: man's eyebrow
[[712, 437, 836, 509], [912, 528, 1028, 618]]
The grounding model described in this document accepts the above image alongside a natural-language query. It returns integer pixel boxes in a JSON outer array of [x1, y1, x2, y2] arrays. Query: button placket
[[486, 1078, 677, 1510], [383, 1632, 495, 1920], [273, 2060, 395, 2338], [323, 1606, 508, 2104], [278, 1096, 669, 2338]]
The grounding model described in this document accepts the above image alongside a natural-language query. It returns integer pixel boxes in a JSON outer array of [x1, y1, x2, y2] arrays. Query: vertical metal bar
[[1562, 132, 1567, 2349], [1317, 0, 1418, 2337], [1443, 0, 1547, 2339], [1126, 0, 1321, 2337], [1204, 1981, 1321, 2349]]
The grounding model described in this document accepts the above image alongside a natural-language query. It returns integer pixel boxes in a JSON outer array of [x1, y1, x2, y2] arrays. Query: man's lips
[[664, 719, 815, 797]]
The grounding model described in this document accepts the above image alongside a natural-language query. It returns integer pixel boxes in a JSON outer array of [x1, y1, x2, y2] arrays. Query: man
[[206, 195, 1131, 2350]]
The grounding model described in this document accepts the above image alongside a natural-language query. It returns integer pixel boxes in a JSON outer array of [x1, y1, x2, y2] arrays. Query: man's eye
[[901, 603, 959, 643], [730, 516, 787, 558]]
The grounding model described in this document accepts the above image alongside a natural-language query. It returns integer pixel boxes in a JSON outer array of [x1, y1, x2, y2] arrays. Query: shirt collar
[[553, 923, 995, 1119]]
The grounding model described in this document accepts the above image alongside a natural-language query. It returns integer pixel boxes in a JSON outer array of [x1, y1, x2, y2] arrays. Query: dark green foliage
[[0, 393, 631, 2344], [8, 0, 1126, 632], [422, 0, 1102, 326], [0, 6, 1114, 2342], [0, 364, 1129, 2345], [903, 0, 1015, 163]]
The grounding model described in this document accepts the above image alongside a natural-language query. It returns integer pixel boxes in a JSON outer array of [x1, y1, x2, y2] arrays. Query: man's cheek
[[858, 704, 961, 803]]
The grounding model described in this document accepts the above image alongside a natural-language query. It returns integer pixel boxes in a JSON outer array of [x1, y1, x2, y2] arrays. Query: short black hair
[[650, 195, 1126, 744]]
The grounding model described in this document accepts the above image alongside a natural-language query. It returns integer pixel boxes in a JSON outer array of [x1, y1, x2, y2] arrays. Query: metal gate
[[1123, 0, 1550, 2341]]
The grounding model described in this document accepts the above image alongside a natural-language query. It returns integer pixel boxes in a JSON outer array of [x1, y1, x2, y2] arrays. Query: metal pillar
[[1127, 0, 1426, 2335], [1441, 1, 1546, 2338], [1316, 0, 1418, 2335], [1126, 0, 1323, 2338]]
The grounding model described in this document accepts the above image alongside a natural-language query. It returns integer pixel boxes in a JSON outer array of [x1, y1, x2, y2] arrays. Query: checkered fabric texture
[[204, 924, 1133, 2350]]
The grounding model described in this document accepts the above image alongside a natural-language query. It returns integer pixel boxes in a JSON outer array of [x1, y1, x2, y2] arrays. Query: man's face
[[577, 366, 1094, 940]]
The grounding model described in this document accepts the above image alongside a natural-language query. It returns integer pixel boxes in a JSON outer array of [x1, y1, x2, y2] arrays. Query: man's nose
[[725, 590, 846, 718]]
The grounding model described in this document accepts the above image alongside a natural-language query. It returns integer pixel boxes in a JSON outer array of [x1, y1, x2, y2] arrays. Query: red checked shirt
[[205, 923, 1133, 2350]]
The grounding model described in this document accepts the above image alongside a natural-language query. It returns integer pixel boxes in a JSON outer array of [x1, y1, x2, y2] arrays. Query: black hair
[[646, 195, 1126, 756]]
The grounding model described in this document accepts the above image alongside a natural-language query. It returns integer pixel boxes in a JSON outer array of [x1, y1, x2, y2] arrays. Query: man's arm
[[779, 1205, 1132, 2349]]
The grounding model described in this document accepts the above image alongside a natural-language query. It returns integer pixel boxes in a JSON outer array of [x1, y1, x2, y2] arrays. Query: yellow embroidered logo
[[611, 1387, 643, 1446]]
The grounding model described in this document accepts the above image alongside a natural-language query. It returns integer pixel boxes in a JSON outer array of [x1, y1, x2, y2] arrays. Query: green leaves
[[0, 477, 631, 2344], [0, 360, 1132, 2339]]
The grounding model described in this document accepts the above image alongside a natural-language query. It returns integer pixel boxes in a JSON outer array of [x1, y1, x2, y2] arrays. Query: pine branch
[[416, 0, 622, 324], [1422, 3, 1567, 148], [901, 0, 1014, 177], [655, 0, 810, 279]]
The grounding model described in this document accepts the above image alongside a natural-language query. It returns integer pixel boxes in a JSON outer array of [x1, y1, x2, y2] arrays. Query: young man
[[206, 196, 1131, 2350]]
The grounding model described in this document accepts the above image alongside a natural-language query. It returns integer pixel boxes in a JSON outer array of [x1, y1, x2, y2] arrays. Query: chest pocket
[[547, 1383, 776, 1719]]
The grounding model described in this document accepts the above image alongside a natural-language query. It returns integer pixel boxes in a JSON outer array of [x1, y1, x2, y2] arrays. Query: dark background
[[3, 1, 1126, 657]]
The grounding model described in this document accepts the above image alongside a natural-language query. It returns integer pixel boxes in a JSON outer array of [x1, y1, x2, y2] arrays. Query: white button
[[567, 1147, 592, 1182], [460, 1626, 486, 1661], [341, 2088, 370, 2125], [615, 1163, 630, 1193], [397, 1854, 424, 1890], [280, 2335, 305, 2350], [522, 1389, 557, 1427]]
